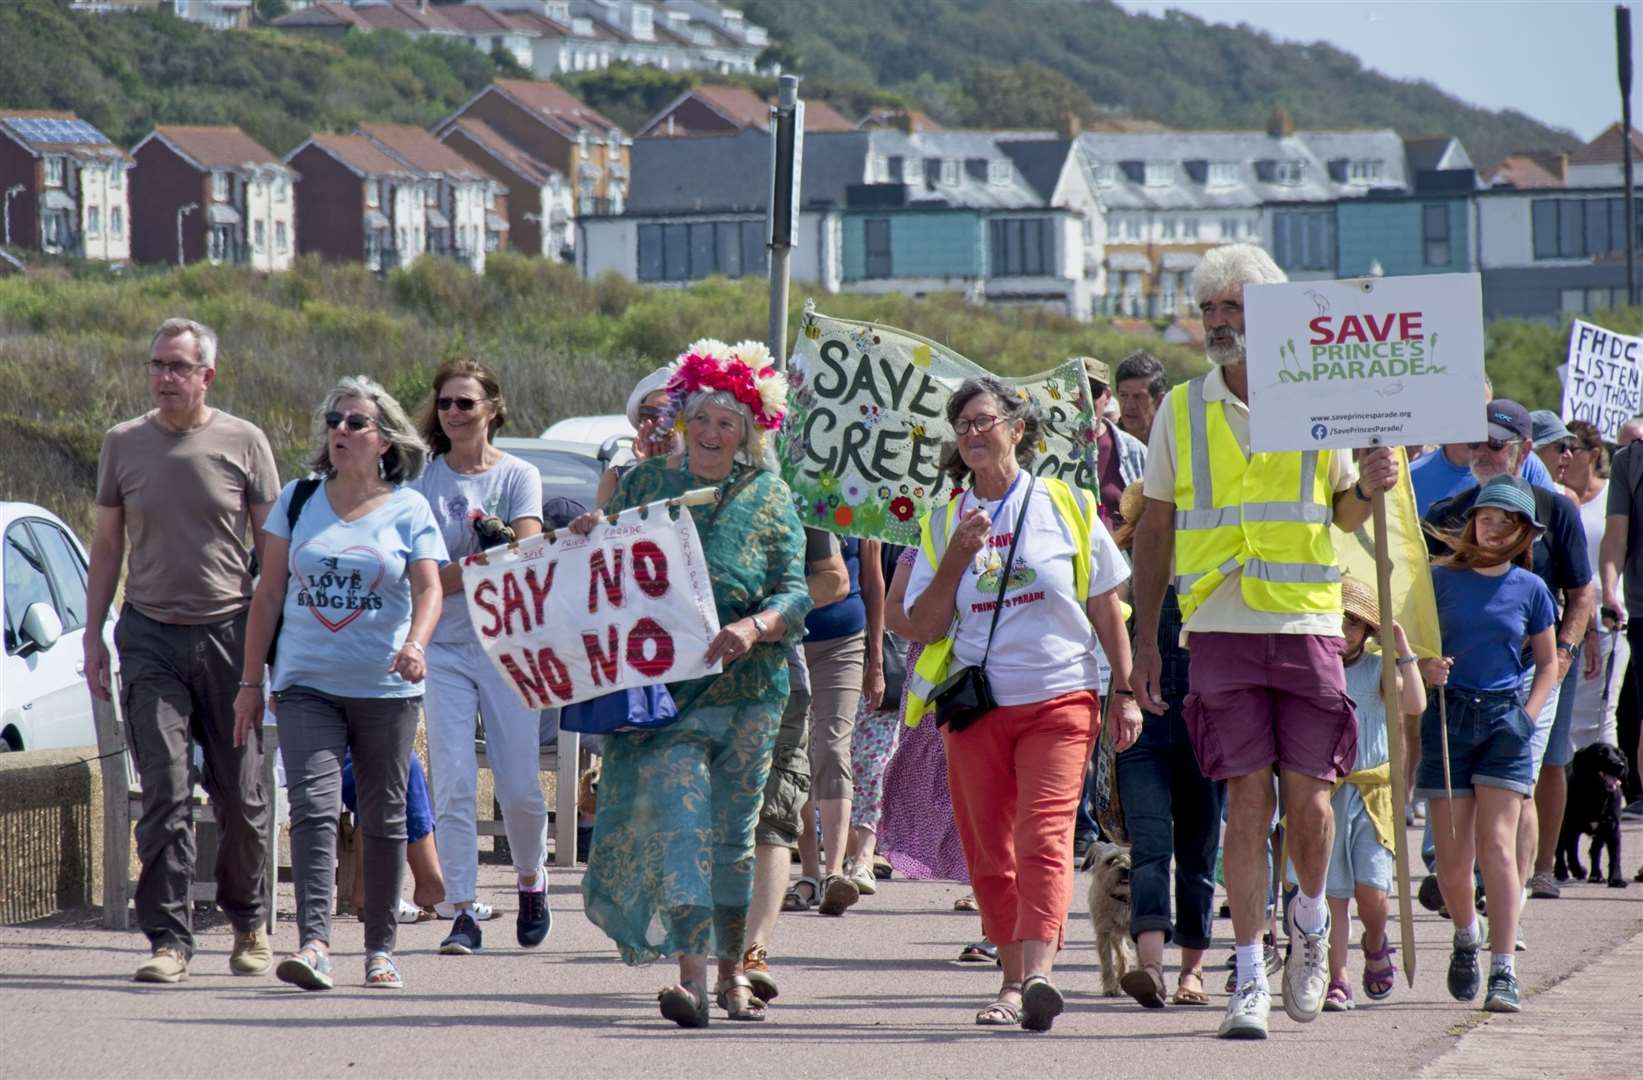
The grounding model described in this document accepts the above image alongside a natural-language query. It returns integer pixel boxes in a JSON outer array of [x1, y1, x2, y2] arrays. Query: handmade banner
[[1562, 319, 1643, 443], [461, 501, 721, 710], [1244, 273, 1487, 453], [780, 303, 1098, 545]]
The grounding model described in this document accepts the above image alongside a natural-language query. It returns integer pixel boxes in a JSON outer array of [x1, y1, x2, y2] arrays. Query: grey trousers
[[114, 605, 268, 957], [276, 686, 419, 956]]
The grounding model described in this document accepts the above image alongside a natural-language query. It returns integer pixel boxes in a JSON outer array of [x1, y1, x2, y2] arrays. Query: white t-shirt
[[904, 476, 1129, 707], [1577, 479, 1608, 580]]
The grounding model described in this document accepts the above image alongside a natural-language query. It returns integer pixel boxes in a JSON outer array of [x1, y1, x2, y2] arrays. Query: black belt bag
[[931, 475, 1035, 734]]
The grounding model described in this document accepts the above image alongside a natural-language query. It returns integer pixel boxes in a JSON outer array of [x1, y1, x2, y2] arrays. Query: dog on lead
[[1556, 742, 1629, 888], [1082, 840, 1137, 995]]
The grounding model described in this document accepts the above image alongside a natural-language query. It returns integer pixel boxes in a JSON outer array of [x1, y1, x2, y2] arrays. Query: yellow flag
[[1336, 447, 1442, 659]]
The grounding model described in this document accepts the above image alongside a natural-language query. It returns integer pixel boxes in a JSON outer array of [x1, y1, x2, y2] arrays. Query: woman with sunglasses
[[410, 359, 548, 956], [234, 375, 446, 991], [596, 365, 680, 505]]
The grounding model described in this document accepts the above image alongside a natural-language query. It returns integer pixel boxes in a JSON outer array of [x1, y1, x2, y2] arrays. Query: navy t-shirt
[[1430, 565, 1556, 692], [805, 536, 865, 641], [1424, 482, 1591, 612]]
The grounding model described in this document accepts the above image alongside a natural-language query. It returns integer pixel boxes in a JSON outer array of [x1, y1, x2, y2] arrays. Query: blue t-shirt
[[1410, 448, 1553, 516], [804, 536, 866, 641], [265, 480, 448, 698], [1430, 564, 1555, 693]]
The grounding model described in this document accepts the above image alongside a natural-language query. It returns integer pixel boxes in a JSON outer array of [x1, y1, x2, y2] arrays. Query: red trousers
[[942, 690, 1099, 947]]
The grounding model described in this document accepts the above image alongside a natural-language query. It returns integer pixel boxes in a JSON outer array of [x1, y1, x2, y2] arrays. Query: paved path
[[2, 821, 1639, 1078]]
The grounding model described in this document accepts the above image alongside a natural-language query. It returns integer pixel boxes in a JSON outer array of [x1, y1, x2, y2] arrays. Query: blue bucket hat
[[1471, 474, 1543, 530]]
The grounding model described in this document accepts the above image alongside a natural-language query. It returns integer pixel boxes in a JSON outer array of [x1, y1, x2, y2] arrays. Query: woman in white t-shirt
[[904, 376, 1142, 1033], [410, 359, 547, 957]]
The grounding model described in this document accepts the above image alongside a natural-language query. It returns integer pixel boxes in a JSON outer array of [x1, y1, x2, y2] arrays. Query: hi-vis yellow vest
[[1170, 374, 1341, 623], [902, 476, 1097, 727]]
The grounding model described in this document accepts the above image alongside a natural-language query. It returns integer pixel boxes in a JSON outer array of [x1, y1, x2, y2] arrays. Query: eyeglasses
[[324, 411, 376, 433], [953, 414, 1006, 436], [636, 406, 663, 422], [1468, 437, 1510, 452], [437, 396, 482, 412], [1555, 440, 1576, 455], [146, 358, 203, 378]]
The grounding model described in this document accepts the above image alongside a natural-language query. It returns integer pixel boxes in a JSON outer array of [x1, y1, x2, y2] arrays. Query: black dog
[[1555, 743, 1629, 888]]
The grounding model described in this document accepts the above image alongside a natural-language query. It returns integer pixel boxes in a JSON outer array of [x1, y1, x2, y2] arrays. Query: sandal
[[1361, 932, 1397, 1001], [1020, 974, 1065, 1032], [364, 951, 402, 990], [956, 941, 998, 964], [782, 875, 819, 912], [953, 892, 980, 912], [818, 873, 860, 916], [274, 943, 333, 991], [975, 981, 1023, 1026], [1119, 962, 1168, 1008], [658, 981, 709, 1028], [743, 944, 778, 1002], [1323, 978, 1355, 1011], [1172, 969, 1210, 1006], [715, 974, 767, 1022], [395, 898, 423, 924]]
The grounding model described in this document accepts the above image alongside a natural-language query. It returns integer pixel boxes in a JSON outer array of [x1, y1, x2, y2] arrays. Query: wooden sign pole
[[1372, 489, 1417, 986]]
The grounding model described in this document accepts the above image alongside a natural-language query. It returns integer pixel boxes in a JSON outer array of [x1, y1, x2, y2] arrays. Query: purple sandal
[[1323, 978, 1355, 1011], [1361, 932, 1397, 1001]]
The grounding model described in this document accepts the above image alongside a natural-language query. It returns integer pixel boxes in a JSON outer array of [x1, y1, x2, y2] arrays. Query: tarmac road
[[1, 820, 1638, 1079]]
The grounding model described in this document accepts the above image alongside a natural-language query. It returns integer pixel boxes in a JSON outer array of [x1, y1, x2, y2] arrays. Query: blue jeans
[[1116, 702, 1226, 950], [344, 749, 433, 844]]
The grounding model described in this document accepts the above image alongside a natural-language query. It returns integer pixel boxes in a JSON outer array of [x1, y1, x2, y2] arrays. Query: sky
[[1117, 0, 1634, 142]]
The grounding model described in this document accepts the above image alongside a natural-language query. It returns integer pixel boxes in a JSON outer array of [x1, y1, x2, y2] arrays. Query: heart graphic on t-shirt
[[292, 542, 386, 633]]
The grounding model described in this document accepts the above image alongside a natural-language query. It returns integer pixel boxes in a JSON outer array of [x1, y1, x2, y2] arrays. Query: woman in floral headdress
[[570, 339, 811, 1027]]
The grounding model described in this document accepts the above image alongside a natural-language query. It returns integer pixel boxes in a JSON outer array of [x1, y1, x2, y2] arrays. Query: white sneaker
[[1218, 980, 1271, 1039], [1283, 903, 1331, 1023], [434, 901, 496, 921], [846, 859, 877, 897]]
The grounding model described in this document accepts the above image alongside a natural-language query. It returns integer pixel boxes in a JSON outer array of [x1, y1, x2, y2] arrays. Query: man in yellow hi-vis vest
[[1129, 244, 1399, 1040]]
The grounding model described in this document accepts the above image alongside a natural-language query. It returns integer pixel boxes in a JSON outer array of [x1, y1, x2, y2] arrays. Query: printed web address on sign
[[1309, 411, 1414, 423]]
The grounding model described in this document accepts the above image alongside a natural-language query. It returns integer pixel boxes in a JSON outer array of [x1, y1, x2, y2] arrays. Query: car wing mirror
[[20, 602, 64, 654], [598, 434, 632, 465]]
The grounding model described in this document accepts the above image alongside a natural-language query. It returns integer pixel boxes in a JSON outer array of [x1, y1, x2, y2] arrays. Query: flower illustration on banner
[[889, 496, 916, 522], [859, 403, 882, 430], [834, 505, 854, 528], [817, 471, 840, 495], [813, 499, 828, 519], [852, 500, 887, 536], [878, 484, 892, 500], [843, 479, 867, 504]]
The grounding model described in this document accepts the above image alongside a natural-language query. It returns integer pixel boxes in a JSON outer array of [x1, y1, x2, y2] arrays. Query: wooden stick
[[1371, 488, 1418, 986]]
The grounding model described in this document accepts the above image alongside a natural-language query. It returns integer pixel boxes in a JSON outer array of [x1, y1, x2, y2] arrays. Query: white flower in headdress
[[731, 339, 774, 370], [757, 371, 789, 420], [686, 338, 732, 362]]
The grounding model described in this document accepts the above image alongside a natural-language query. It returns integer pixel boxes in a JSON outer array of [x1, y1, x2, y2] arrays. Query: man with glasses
[[84, 317, 281, 984], [1424, 399, 1595, 908], [1410, 415, 1556, 517]]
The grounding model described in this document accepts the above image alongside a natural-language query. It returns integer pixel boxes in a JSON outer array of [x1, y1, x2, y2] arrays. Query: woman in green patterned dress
[[569, 341, 810, 1027]]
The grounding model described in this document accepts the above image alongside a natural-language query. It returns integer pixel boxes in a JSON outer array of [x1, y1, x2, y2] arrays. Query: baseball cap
[[1484, 399, 1532, 442], [1470, 474, 1543, 529], [1529, 409, 1572, 448]]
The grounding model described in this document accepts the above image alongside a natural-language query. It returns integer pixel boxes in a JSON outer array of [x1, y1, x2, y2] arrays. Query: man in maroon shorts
[[1129, 244, 1399, 1039]]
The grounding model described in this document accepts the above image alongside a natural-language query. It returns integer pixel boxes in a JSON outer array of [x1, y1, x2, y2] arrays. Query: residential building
[[358, 122, 502, 272], [1478, 185, 1643, 319], [1485, 152, 1569, 190], [69, 0, 253, 30], [284, 133, 425, 272], [434, 79, 630, 254], [272, 1, 465, 39], [637, 84, 854, 138], [438, 118, 570, 258], [856, 108, 944, 134], [130, 125, 297, 271], [0, 111, 132, 261], [1565, 123, 1643, 188]]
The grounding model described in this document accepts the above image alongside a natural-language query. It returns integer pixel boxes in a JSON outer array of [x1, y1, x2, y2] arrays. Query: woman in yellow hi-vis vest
[[903, 377, 1142, 1033]]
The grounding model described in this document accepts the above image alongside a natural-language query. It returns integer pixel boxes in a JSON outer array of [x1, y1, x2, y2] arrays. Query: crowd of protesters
[[86, 243, 1642, 1035]]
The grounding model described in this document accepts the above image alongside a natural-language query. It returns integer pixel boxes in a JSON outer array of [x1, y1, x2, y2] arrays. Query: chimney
[[894, 110, 916, 135], [1267, 107, 1294, 139], [1058, 111, 1083, 140]]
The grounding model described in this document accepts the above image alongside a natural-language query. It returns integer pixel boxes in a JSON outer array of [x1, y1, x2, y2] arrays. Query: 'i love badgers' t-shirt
[[264, 479, 448, 698]]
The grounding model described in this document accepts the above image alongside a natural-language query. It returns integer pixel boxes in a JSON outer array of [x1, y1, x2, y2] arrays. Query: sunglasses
[[1555, 440, 1576, 455], [324, 411, 376, 432], [636, 406, 663, 422], [1468, 437, 1510, 452], [437, 396, 483, 412]]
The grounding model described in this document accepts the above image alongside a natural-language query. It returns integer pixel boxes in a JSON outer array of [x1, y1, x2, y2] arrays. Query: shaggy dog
[[1556, 743, 1629, 887], [577, 762, 601, 820], [1083, 840, 1137, 995]]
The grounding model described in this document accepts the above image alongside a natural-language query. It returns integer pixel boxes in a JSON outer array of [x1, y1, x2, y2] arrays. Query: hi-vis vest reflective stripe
[[902, 476, 1097, 728], [1170, 375, 1341, 623]]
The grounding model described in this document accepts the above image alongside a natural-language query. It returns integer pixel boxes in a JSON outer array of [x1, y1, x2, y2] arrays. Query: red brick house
[[637, 84, 854, 138], [0, 111, 131, 260], [356, 122, 503, 272], [129, 125, 296, 270], [437, 117, 567, 259], [284, 133, 424, 272]]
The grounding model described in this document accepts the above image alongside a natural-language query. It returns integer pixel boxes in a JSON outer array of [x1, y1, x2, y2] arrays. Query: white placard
[[1244, 273, 1487, 452], [1561, 319, 1643, 442], [461, 502, 722, 710]]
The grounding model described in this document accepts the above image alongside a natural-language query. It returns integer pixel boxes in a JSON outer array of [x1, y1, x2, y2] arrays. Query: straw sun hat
[[1339, 574, 1380, 633]]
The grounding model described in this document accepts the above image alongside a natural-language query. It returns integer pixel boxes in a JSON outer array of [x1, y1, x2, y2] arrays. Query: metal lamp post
[[176, 201, 198, 267], [2, 184, 22, 247]]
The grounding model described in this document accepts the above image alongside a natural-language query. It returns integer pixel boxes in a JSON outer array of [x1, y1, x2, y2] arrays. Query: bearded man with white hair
[[1129, 244, 1399, 1039]]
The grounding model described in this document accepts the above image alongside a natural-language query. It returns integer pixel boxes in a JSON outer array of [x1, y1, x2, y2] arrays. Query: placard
[[1562, 319, 1643, 442], [461, 502, 721, 709], [1244, 273, 1487, 452]]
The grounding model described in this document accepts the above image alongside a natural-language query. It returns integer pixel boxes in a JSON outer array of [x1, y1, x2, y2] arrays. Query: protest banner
[[461, 498, 721, 710], [1336, 446, 1442, 661], [1243, 272, 1487, 454], [1561, 319, 1643, 443], [779, 302, 1097, 545]]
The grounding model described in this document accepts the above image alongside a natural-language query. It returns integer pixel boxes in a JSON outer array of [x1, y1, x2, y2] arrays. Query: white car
[[539, 414, 636, 465], [1, 503, 106, 752]]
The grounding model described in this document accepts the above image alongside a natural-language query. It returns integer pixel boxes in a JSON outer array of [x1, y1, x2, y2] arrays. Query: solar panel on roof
[[4, 116, 111, 145]]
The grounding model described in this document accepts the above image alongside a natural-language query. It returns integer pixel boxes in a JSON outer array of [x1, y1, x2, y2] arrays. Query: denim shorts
[[1414, 688, 1536, 798]]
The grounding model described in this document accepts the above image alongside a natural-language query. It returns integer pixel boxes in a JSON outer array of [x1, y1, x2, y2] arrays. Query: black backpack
[[263, 477, 322, 671]]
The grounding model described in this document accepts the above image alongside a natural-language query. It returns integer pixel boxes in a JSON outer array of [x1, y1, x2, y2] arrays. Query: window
[[275, 221, 288, 253], [425, 185, 438, 206], [365, 180, 380, 208], [1273, 210, 1335, 272], [940, 159, 960, 187], [1532, 197, 1643, 259], [1182, 216, 1199, 239], [1090, 162, 1114, 187], [4, 525, 56, 654], [1143, 162, 1172, 187], [110, 207, 123, 238], [86, 206, 100, 238], [887, 155, 904, 183], [44, 156, 64, 187], [1123, 216, 1140, 241], [1273, 160, 1305, 185], [1161, 216, 1178, 240], [253, 219, 266, 251], [211, 171, 229, 202], [989, 218, 1055, 276], [1422, 204, 1450, 266], [988, 160, 1012, 186], [1206, 161, 1239, 187], [864, 218, 892, 278], [109, 165, 122, 189], [485, 186, 496, 210], [275, 178, 288, 202], [636, 220, 768, 282], [1348, 160, 1384, 183], [28, 522, 86, 634]]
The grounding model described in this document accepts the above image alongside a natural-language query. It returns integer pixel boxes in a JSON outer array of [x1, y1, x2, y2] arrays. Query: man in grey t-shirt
[[85, 318, 280, 984]]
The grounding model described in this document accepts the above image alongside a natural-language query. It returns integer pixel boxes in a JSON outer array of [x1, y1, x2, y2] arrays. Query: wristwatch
[[749, 614, 769, 639], [1556, 641, 1574, 656], [1395, 655, 1418, 667]]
